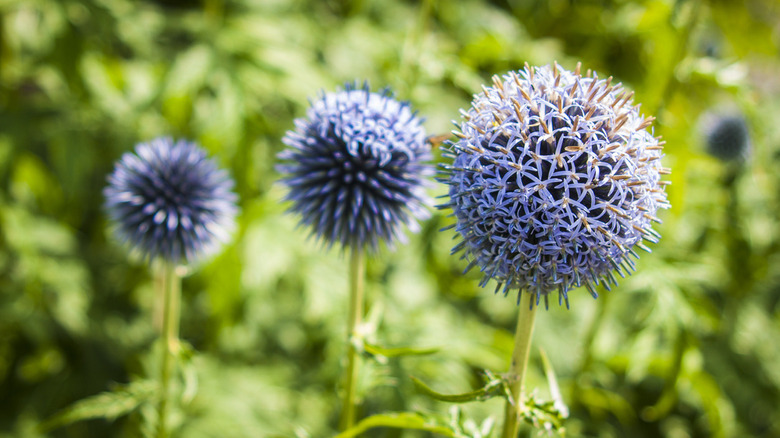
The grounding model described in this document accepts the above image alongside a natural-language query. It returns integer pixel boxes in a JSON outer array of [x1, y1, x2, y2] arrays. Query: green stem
[[157, 262, 181, 438], [501, 299, 538, 438], [339, 247, 365, 431]]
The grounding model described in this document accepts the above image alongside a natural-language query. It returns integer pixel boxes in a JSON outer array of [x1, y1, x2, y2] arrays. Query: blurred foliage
[[1, 0, 780, 436]]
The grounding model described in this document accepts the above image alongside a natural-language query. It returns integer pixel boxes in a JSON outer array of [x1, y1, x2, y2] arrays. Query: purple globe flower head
[[440, 63, 671, 309], [104, 137, 238, 264], [276, 82, 433, 252], [700, 110, 751, 162]]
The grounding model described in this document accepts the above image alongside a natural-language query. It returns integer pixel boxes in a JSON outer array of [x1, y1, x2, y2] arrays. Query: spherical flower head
[[440, 63, 670, 308], [276, 82, 432, 252], [104, 138, 238, 264], [700, 110, 751, 162]]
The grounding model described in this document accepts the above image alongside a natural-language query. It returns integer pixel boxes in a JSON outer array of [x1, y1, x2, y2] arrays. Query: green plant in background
[[2, 0, 780, 437], [276, 82, 433, 430]]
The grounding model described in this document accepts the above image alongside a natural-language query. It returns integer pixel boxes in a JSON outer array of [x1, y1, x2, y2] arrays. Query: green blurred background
[[1, 0, 780, 436]]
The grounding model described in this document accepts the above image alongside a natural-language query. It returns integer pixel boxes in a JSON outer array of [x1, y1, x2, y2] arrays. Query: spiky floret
[[439, 63, 670, 308], [104, 137, 238, 264], [277, 82, 432, 252]]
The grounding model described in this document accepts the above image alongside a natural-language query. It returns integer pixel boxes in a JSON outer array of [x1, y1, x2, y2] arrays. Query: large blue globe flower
[[440, 63, 670, 308], [277, 83, 432, 252], [104, 138, 237, 264]]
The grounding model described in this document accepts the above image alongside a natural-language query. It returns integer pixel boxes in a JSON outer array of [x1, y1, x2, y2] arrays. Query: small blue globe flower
[[104, 137, 238, 264], [277, 82, 432, 252], [700, 111, 751, 162], [440, 63, 670, 308]]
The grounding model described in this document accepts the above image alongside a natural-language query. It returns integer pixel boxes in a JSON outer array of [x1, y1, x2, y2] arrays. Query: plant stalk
[[339, 247, 365, 430], [157, 262, 181, 438], [501, 299, 538, 438]]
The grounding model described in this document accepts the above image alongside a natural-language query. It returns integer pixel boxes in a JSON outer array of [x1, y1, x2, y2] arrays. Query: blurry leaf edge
[[334, 412, 456, 438], [38, 380, 157, 432]]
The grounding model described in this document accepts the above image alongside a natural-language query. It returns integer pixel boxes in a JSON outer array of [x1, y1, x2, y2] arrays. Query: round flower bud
[[700, 111, 751, 162], [104, 138, 238, 264], [440, 63, 670, 308], [277, 82, 432, 252]]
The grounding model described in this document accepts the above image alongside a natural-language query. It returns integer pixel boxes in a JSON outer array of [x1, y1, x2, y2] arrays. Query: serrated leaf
[[410, 374, 505, 403], [334, 412, 456, 438], [39, 380, 157, 432], [520, 393, 567, 434], [445, 406, 496, 438], [363, 342, 439, 358]]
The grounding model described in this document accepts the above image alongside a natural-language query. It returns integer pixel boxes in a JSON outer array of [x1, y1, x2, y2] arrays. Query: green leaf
[[520, 393, 567, 434], [363, 341, 439, 358], [163, 44, 213, 96], [410, 372, 505, 403], [39, 380, 156, 432], [179, 344, 199, 404], [334, 412, 456, 438], [447, 406, 496, 438], [539, 347, 569, 418]]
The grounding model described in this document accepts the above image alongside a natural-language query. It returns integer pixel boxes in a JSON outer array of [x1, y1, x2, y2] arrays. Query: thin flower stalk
[[157, 262, 181, 438], [502, 302, 537, 438], [340, 248, 365, 430]]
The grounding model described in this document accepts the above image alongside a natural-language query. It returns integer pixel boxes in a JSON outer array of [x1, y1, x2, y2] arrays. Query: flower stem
[[339, 247, 365, 431], [157, 262, 181, 438], [501, 300, 538, 438]]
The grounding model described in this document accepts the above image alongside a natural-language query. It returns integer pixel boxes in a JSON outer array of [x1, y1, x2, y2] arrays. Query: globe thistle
[[104, 137, 238, 264], [276, 82, 432, 252], [440, 63, 670, 308], [700, 111, 751, 162]]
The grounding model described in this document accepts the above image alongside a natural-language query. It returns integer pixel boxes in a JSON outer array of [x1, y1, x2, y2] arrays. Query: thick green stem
[[157, 262, 181, 438], [339, 248, 365, 431], [501, 300, 538, 438]]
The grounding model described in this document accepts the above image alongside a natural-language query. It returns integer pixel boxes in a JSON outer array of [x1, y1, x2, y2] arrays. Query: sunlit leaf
[[335, 412, 456, 438], [363, 341, 439, 358], [39, 380, 156, 432], [539, 347, 568, 419], [410, 372, 505, 403]]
